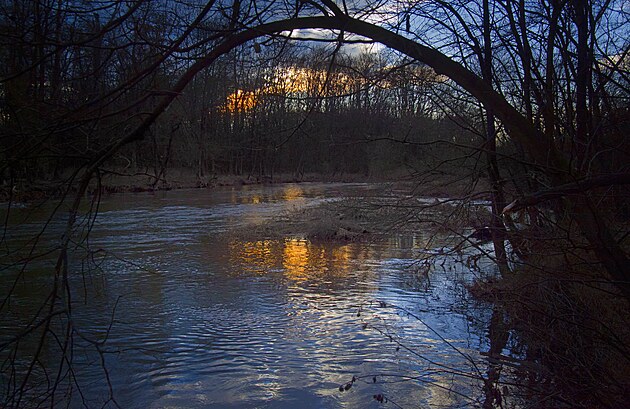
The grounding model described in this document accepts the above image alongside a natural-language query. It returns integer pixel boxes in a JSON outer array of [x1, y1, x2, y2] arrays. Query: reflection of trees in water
[[482, 307, 509, 409]]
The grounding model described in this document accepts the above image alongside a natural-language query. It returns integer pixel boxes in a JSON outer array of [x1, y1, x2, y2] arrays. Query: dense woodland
[[1, 0, 630, 408], [1, 9, 479, 184], [2, 1, 628, 185]]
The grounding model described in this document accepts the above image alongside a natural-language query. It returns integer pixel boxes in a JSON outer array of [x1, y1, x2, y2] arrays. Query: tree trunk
[[482, 0, 510, 276]]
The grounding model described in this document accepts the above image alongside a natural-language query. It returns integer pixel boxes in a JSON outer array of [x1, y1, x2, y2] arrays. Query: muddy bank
[[2, 167, 491, 203], [0, 169, 396, 202]]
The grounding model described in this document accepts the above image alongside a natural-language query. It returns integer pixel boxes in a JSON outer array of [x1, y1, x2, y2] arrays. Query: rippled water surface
[[2, 183, 496, 408]]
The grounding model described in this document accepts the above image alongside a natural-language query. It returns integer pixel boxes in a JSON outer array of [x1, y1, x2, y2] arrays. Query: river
[[1, 183, 499, 408]]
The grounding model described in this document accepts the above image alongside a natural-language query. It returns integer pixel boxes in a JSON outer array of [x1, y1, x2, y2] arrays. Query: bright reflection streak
[[283, 239, 309, 282], [229, 238, 359, 282]]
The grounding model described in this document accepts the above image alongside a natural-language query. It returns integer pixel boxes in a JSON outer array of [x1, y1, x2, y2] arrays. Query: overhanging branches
[[503, 172, 630, 214]]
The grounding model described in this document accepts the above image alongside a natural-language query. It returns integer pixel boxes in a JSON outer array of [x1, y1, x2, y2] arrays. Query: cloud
[[279, 28, 383, 56]]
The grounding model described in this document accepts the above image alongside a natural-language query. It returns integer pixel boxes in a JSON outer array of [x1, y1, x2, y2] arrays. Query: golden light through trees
[[219, 64, 441, 113], [222, 89, 259, 112]]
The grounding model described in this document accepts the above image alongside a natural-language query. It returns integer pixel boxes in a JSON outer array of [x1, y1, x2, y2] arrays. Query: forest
[[1, 0, 629, 408]]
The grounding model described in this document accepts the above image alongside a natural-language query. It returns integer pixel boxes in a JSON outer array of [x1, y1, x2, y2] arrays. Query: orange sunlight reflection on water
[[229, 238, 362, 283]]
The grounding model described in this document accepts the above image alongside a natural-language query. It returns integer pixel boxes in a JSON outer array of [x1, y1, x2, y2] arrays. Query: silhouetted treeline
[[0, 1, 481, 185]]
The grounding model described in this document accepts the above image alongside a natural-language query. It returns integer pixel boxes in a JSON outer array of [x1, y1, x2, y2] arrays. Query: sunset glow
[[220, 64, 441, 113], [221, 89, 259, 113]]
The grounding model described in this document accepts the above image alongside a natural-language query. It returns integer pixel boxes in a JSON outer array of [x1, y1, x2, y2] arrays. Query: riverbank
[[0, 170, 367, 202], [2, 167, 491, 203]]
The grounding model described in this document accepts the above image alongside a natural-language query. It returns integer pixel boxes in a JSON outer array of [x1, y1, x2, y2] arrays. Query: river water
[[1, 183, 499, 408]]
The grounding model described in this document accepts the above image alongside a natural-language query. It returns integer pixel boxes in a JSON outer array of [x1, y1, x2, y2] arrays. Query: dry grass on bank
[[230, 192, 495, 245], [230, 198, 393, 243]]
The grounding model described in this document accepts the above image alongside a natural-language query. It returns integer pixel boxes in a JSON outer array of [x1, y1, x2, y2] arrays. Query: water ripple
[[1, 184, 491, 409]]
